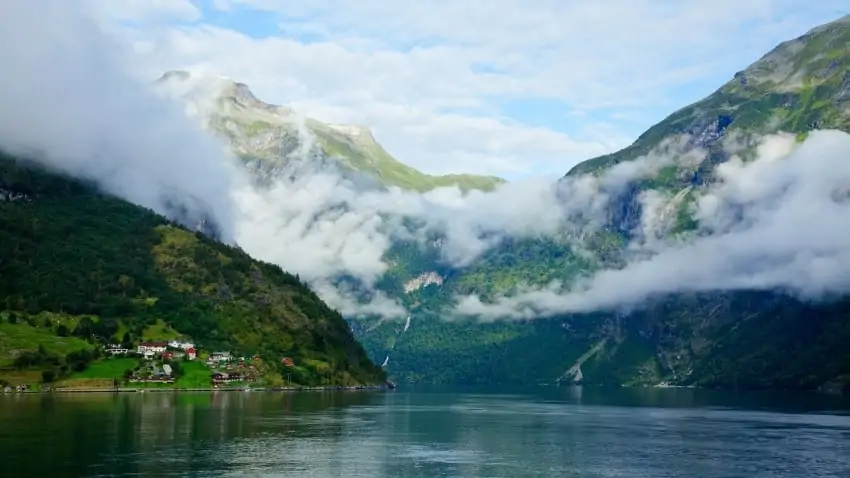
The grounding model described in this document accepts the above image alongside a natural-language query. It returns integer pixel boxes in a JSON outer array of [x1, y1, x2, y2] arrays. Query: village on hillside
[[0, 312, 317, 392], [101, 339, 295, 387], [2, 330, 298, 392]]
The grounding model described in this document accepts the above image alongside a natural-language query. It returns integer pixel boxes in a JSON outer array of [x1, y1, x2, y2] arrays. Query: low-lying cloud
[[457, 130, 850, 319], [229, 158, 583, 317], [5, 1, 850, 325]]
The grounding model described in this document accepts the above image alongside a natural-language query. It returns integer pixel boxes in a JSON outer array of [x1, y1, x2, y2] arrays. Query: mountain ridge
[[157, 70, 505, 193]]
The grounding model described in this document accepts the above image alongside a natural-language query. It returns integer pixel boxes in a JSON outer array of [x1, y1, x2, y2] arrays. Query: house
[[211, 372, 244, 385], [168, 340, 195, 350], [162, 364, 173, 376], [162, 351, 185, 361], [281, 357, 295, 367], [210, 351, 231, 362], [137, 342, 167, 355], [106, 344, 129, 355], [186, 347, 197, 361]]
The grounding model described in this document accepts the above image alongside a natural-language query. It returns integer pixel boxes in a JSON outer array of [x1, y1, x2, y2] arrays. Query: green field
[[70, 357, 138, 380], [62, 358, 213, 389], [141, 319, 181, 341], [0, 321, 91, 366], [174, 361, 212, 388]]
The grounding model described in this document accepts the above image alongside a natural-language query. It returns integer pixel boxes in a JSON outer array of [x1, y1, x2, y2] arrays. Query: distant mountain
[[157, 70, 504, 192], [0, 152, 386, 387], [349, 14, 850, 393]]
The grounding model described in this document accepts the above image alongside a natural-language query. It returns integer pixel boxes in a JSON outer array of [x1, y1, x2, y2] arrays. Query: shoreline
[[3, 384, 391, 394]]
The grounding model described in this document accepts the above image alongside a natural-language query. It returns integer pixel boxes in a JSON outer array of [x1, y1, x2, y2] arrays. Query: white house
[[106, 344, 129, 356], [210, 351, 231, 362], [168, 340, 195, 350], [137, 342, 167, 355]]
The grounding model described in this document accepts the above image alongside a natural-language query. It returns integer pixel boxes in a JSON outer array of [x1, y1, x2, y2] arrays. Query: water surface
[[2, 386, 850, 477]]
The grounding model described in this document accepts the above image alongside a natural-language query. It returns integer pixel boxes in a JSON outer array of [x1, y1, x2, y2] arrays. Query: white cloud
[[87, 0, 201, 23], [456, 130, 850, 320], [0, 0, 236, 242], [230, 153, 576, 290], [94, 0, 847, 178], [208, 0, 846, 108], [128, 25, 617, 178]]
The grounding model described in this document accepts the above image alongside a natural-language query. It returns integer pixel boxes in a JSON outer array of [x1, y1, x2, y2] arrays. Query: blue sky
[[104, 0, 848, 179]]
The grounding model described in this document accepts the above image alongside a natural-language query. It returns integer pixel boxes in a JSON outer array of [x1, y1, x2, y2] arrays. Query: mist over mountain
[[3, 1, 850, 390], [0, 1, 240, 242], [152, 65, 850, 323]]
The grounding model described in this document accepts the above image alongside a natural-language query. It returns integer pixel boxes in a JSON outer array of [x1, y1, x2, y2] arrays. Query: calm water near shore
[[2, 386, 850, 477]]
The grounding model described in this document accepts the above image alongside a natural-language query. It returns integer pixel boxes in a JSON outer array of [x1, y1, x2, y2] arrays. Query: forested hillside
[[0, 152, 385, 387]]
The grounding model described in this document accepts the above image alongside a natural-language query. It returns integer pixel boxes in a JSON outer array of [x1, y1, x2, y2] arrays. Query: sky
[[88, 0, 847, 180]]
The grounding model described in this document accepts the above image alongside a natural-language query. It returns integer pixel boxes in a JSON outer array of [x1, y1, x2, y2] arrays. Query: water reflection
[[2, 387, 850, 477]]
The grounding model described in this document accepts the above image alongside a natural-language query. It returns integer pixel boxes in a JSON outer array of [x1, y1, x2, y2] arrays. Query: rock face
[[0, 187, 30, 202], [403, 272, 444, 293], [157, 71, 504, 193]]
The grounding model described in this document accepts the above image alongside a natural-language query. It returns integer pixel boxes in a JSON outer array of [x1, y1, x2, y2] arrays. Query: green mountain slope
[[570, 14, 850, 176], [159, 70, 504, 192], [350, 14, 850, 393], [0, 152, 385, 387]]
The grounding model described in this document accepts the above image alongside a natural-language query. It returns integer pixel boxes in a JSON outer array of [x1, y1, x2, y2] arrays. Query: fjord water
[[2, 387, 850, 477]]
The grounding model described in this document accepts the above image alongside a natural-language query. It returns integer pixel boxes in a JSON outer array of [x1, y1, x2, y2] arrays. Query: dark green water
[[2, 387, 850, 477]]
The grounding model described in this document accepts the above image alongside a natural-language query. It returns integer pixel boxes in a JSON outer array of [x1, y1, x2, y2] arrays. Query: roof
[[140, 342, 168, 347]]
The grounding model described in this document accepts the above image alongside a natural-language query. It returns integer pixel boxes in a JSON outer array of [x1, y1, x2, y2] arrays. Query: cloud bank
[[4, 0, 850, 325], [126, 0, 847, 178], [0, 0, 238, 243], [457, 130, 850, 319], [229, 154, 580, 317]]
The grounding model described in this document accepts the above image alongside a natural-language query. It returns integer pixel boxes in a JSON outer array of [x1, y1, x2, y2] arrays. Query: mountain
[[572, 14, 850, 176], [347, 15, 850, 392], [157, 70, 504, 193], [0, 152, 386, 387]]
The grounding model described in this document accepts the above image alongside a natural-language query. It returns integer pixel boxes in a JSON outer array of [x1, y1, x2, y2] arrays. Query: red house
[[281, 357, 294, 367], [186, 347, 197, 361]]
